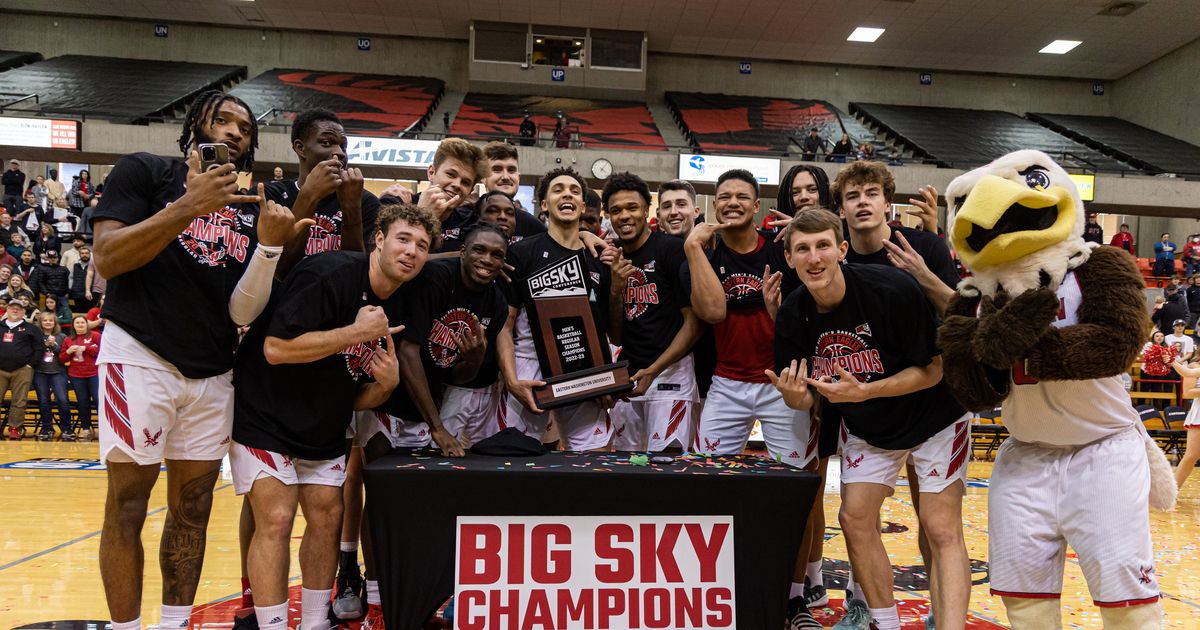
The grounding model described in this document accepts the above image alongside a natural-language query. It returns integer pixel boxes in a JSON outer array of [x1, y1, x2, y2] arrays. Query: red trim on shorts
[[104, 364, 134, 448], [945, 420, 969, 478], [1094, 596, 1161, 608], [244, 446, 278, 471], [666, 400, 686, 437], [989, 589, 1061, 599], [497, 390, 509, 430], [805, 415, 821, 460], [374, 411, 393, 433]]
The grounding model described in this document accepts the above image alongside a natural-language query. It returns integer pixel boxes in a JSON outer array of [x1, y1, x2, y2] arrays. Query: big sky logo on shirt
[[428, 307, 490, 368], [176, 205, 252, 267], [811, 329, 885, 382], [624, 267, 660, 320]]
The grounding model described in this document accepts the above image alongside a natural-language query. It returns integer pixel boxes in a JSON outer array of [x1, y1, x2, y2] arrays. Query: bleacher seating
[[230, 69, 444, 136], [0, 55, 245, 123], [1027, 113, 1200, 178], [850, 103, 1131, 172], [450, 93, 666, 151], [665, 92, 882, 156], [0, 50, 42, 74]]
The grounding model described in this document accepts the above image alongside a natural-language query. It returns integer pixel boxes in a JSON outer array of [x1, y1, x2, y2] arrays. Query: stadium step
[[647, 99, 690, 150], [427, 91, 466, 138]]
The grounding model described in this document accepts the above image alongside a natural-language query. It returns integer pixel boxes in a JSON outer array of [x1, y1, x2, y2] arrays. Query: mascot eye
[[1019, 166, 1051, 190]]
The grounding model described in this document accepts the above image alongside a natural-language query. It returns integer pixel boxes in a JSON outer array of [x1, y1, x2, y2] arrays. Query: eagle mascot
[[938, 150, 1173, 629]]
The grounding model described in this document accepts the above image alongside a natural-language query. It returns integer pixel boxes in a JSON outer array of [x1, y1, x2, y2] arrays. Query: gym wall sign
[[455, 515, 736, 629]]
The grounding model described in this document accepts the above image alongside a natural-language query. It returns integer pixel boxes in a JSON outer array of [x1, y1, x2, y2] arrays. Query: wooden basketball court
[[2, 440, 1198, 628]]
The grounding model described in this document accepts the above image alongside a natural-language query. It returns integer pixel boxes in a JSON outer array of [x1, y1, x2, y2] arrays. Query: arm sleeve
[[227, 244, 285, 327], [58, 338, 73, 363]]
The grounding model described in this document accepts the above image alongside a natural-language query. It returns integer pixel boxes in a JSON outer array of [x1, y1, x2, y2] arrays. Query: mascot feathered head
[[946, 150, 1091, 297]]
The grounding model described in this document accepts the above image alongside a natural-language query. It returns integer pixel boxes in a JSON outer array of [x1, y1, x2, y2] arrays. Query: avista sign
[[454, 515, 736, 630]]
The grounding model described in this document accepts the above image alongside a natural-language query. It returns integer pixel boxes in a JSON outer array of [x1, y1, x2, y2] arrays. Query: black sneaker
[[62, 432, 78, 442], [787, 596, 822, 630], [37, 431, 53, 441], [232, 607, 259, 630], [804, 581, 829, 609]]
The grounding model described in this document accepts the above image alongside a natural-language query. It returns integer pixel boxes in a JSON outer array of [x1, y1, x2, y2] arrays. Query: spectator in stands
[[6, 232, 29, 261], [78, 198, 98, 238], [657, 179, 702, 239], [1109, 222, 1135, 255], [30, 176, 48, 210], [1183, 234, 1200, 277], [1167, 319, 1195, 362], [85, 253, 104, 309], [29, 249, 69, 304], [61, 314, 99, 440], [1, 274, 33, 304], [31, 311, 72, 441], [68, 246, 93, 310], [39, 294, 73, 329], [85, 293, 104, 332], [1187, 275, 1200, 329], [1154, 284, 1189, 336], [272, 166, 285, 181], [1164, 275, 1188, 311], [553, 117, 571, 149], [2, 160, 26, 214], [0, 299, 37, 440], [858, 142, 877, 160], [801, 128, 825, 161], [1154, 232, 1177, 277], [519, 113, 537, 147], [67, 170, 95, 216], [14, 249, 35, 282], [0, 264, 10, 286], [831, 132, 854, 161], [1082, 212, 1103, 244], [60, 235, 85, 271], [0, 213, 17, 249], [1141, 329, 1179, 398], [32, 222, 62, 262], [44, 169, 66, 209]]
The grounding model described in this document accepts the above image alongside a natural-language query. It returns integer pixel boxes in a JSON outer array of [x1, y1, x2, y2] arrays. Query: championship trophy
[[523, 251, 634, 408]]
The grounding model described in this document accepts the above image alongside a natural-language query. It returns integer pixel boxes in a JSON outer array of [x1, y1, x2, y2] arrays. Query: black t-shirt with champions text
[[845, 225, 960, 291], [621, 231, 691, 373], [375, 258, 509, 422], [91, 152, 258, 378], [263, 179, 379, 254], [774, 263, 963, 450], [233, 252, 389, 460]]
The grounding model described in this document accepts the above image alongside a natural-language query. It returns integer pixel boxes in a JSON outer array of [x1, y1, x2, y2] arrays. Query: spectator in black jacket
[[14, 249, 36, 282], [29, 249, 69, 303], [32, 222, 61, 262], [1187, 275, 1200, 329], [1154, 284, 1190, 336], [68, 246, 94, 310], [0, 299, 38, 440], [2, 159, 26, 215]]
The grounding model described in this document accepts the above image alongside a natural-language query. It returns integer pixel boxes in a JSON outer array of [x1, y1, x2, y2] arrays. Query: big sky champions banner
[[454, 515, 736, 630]]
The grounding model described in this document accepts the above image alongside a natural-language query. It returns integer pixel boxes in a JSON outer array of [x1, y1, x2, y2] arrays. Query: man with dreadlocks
[[91, 90, 310, 630]]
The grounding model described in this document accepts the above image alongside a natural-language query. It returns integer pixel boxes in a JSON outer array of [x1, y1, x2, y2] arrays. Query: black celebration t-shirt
[[774, 263, 963, 450], [845, 225, 960, 291], [398, 258, 509, 391], [91, 152, 258, 378], [263, 179, 379, 254], [233, 251, 389, 460], [620, 231, 691, 373]]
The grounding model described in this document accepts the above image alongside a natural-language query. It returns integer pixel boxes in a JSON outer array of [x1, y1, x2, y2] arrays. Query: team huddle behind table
[[88, 91, 1165, 630]]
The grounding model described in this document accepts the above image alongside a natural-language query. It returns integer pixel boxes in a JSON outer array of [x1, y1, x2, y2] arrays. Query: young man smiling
[[602, 172, 702, 452], [656, 179, 702, 239], [497, 167, 628, 450], [480, 141, 547, 242], [772, 209, 971, 630]]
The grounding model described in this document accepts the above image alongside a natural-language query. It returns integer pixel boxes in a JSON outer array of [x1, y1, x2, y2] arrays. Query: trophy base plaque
[[533, 361, 635, 410]]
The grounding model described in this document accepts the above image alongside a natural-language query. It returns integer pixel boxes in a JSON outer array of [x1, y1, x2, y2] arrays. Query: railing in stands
[[0, 93, 39, 113]]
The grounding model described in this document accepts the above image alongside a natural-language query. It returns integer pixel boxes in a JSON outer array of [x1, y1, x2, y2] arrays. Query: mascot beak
[[950, 174, 1076, 269]]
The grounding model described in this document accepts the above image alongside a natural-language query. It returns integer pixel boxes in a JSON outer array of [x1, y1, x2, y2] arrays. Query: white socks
[[806, 560, 824, 587], [111, 618, 141, 630], [159, 605, 192, 629], [789, 581, 805, 599], [255, 602, 289, 630], [366, 579, 381, 606], [870, 605, 901, 630], [300, 587, 333, 630]]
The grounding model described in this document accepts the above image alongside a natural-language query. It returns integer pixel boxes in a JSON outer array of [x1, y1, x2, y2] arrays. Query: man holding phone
[[91, 90, 308, 630]]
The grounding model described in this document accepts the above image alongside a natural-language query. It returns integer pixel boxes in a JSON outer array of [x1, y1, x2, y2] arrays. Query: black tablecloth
[[363, 451, 820, 630]]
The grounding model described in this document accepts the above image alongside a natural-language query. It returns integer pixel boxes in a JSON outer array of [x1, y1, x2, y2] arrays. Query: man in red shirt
[[1109, 223, 1135, 256]]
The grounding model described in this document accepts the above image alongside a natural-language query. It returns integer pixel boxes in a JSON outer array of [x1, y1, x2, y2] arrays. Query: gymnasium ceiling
[[3, 0, 1199, 79]]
